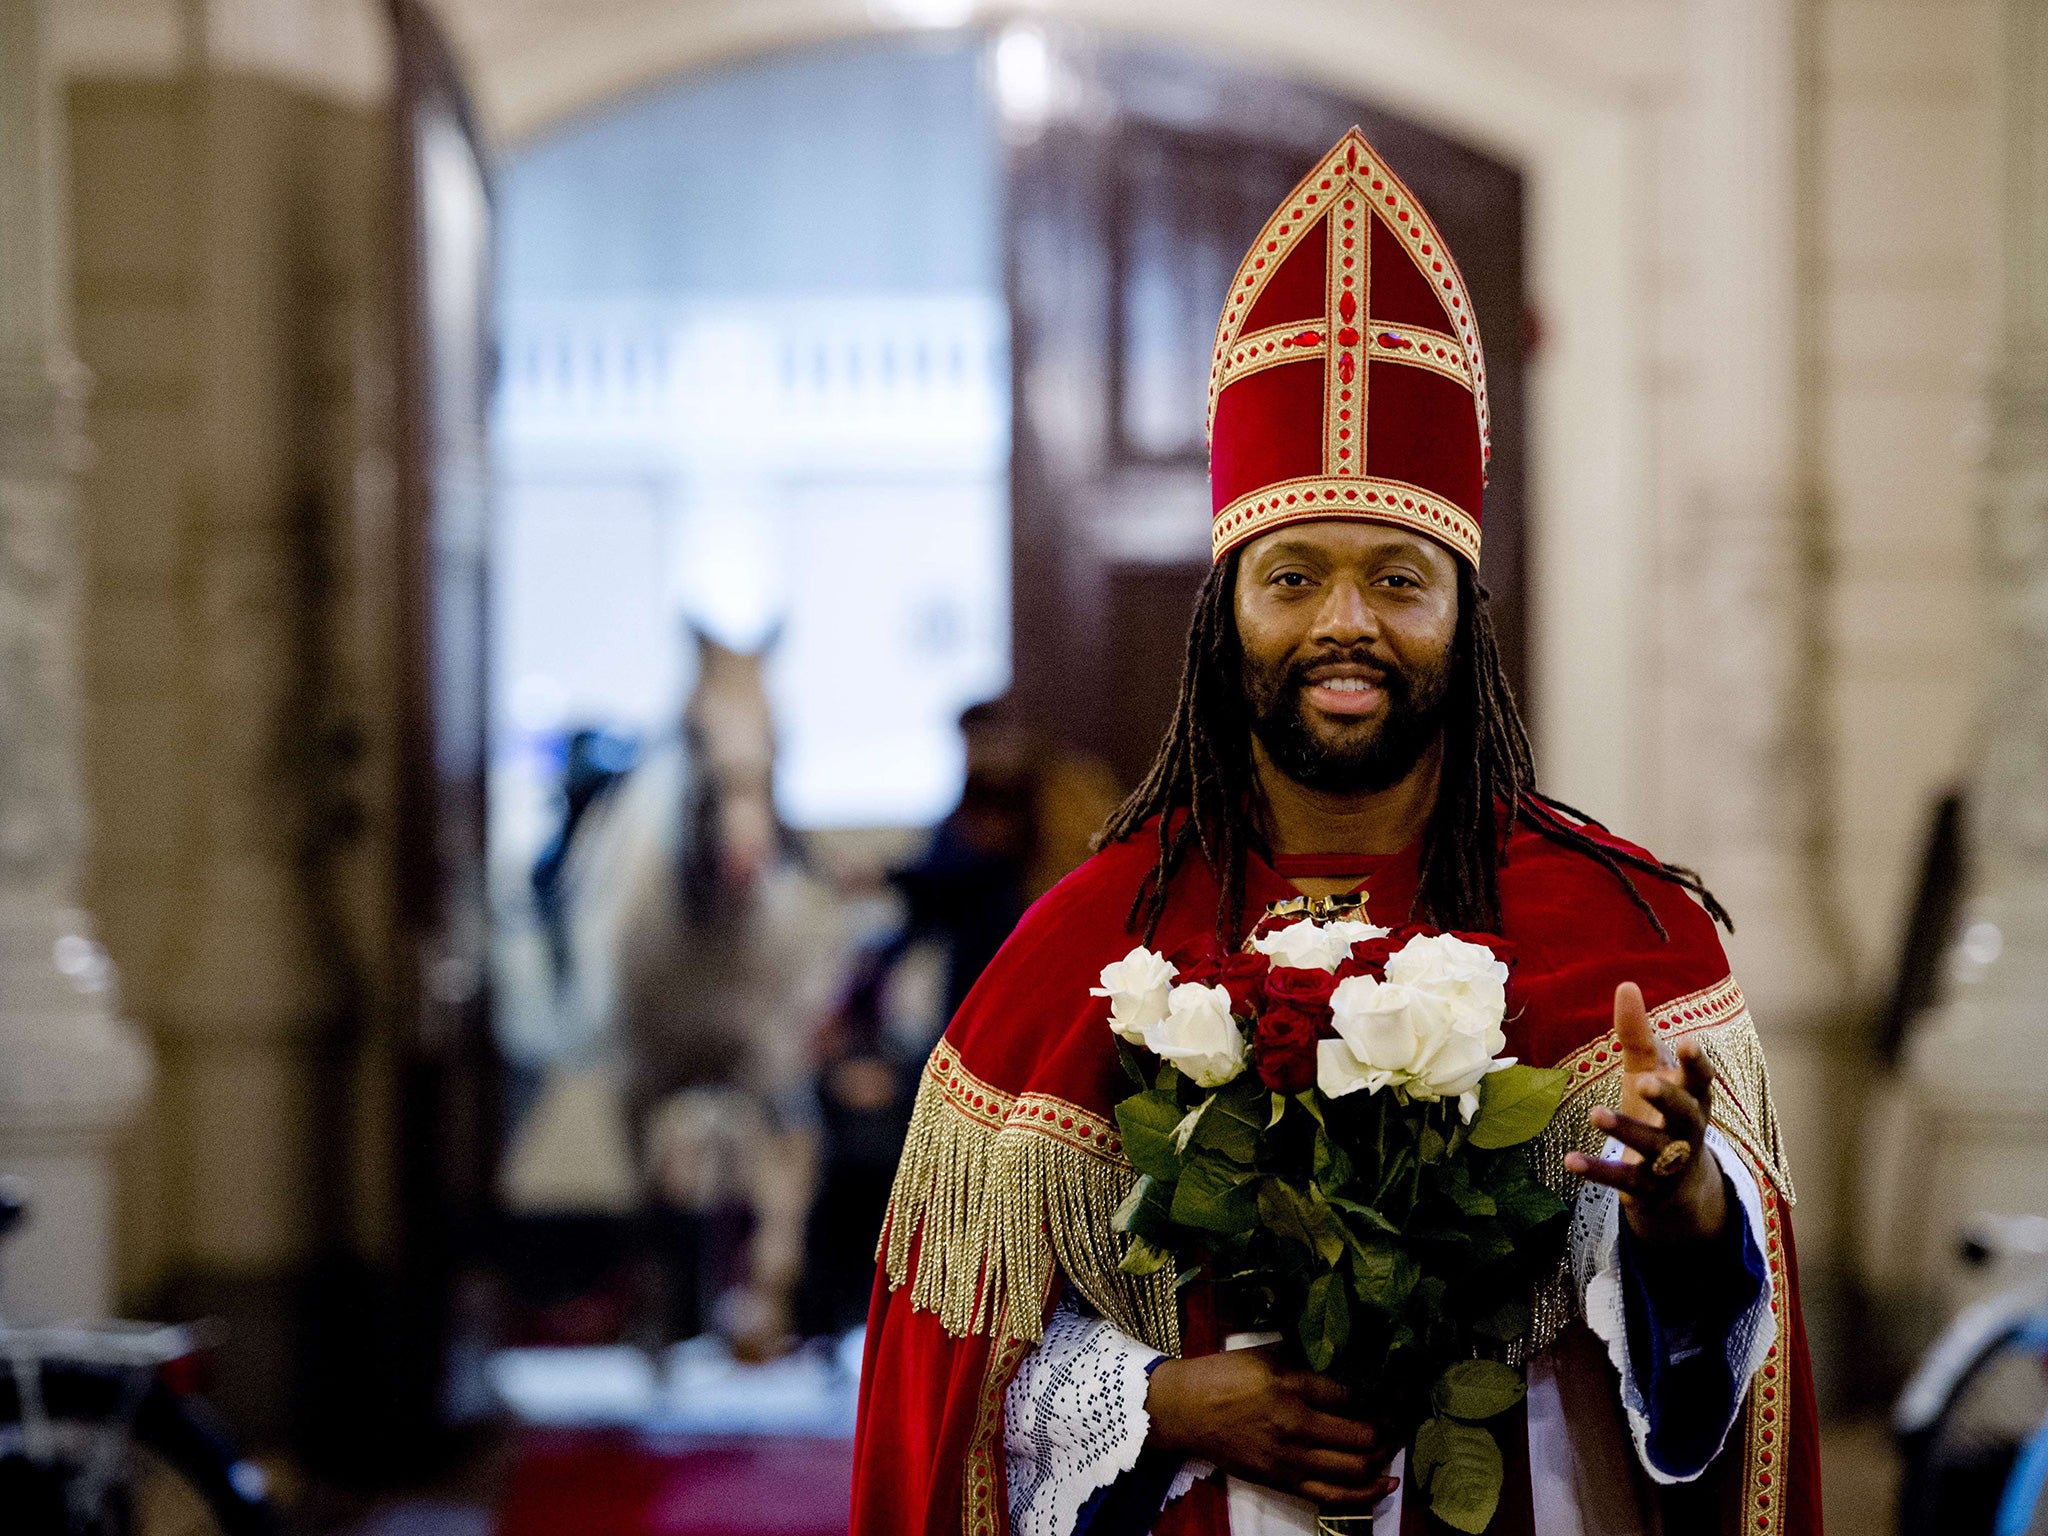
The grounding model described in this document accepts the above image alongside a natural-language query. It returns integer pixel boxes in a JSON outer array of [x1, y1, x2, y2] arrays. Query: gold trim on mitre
[[1213, 474, 1482, 566], [878, 1045, 1181, 1355], [1205, 127, 1492, 481]]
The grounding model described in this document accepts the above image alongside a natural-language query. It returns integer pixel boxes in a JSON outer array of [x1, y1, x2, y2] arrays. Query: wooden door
[[387, 0, 496, 1458], [1004, 36, 1527, 785]]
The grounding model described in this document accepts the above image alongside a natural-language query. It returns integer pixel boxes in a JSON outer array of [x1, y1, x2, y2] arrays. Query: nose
[[1312, 577, 1379, 646]]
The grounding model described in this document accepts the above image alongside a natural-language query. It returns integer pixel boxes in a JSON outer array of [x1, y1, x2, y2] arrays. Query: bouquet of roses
[[1095, 898, 1570, 1534]]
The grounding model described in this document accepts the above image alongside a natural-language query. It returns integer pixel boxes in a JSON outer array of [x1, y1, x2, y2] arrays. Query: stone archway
[[442, 0, 1654, 839]]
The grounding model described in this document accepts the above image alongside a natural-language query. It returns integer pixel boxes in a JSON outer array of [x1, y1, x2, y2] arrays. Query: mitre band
[[1207, 127, 1490, 567]]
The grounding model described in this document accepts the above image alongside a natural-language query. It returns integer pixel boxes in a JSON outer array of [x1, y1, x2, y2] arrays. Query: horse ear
[[692, 623, 732, 664]]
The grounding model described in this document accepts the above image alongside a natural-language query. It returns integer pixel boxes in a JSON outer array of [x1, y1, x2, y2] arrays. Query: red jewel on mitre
[[1207, 127, 1490, 567]]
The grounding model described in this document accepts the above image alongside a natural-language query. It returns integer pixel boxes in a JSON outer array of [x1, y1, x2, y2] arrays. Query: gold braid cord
[[1520, 975, 1796, 1361], [879, 1044, 1182, 1356]]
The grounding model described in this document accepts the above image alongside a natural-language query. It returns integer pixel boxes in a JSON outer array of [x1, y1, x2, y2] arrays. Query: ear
[[693, 623, 734, 665]]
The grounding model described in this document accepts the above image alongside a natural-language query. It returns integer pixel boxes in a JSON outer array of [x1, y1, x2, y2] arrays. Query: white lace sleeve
[[1573, 1124, 1776, 1485], [1004, 1295, 1210, 1536]]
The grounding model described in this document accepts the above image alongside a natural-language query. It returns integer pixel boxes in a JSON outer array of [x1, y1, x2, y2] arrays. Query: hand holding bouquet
[[1095, 899, 1570, 1534]]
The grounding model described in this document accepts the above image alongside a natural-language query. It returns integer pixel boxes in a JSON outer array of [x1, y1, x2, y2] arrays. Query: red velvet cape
[[852, 814, 1820, 1536]]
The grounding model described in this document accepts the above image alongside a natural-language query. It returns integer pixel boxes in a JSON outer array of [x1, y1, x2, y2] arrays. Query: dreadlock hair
[[1098, 552, 1732, 946]]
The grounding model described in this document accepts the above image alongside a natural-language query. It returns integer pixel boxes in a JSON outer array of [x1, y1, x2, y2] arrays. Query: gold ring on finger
[[1651, 1140, 1693, 1180]]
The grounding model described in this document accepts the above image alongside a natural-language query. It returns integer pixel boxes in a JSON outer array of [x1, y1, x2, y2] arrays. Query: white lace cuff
[[1004, 1294, 1208, 1536], [1573, 1123, 1777, 1485]]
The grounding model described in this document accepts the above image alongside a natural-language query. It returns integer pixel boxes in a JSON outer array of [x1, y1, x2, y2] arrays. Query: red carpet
[[497, 1430, 854, 1536]]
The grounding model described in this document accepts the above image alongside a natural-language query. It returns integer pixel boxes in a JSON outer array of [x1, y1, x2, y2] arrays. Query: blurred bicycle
[[1897, 1214, 2048, 1536], [0, 1180, 279, 1535]]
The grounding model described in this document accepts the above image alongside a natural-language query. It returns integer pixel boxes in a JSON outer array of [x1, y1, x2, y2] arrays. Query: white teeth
[[1319, 677, 1374, 692]]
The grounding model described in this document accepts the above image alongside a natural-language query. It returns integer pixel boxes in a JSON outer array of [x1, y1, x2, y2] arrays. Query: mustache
[[1278, 648, 1409, 701]]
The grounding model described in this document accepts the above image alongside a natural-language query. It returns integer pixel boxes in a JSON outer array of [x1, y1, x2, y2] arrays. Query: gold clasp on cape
[[1260, 890, 1371, 925]]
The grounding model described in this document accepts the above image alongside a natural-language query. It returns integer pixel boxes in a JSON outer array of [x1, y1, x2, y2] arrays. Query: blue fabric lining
[[1618, 1174, 1769, 1480]]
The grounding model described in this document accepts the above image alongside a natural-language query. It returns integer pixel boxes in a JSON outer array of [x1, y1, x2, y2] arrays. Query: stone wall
[[65, 67, 401, 1434]]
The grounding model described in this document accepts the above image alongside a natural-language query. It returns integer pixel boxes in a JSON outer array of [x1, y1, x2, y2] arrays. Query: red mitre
[[1208, 127, 1490, 567]]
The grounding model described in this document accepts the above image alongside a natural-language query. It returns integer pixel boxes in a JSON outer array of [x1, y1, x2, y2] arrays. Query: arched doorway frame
[[474, 0, 1652, 838]]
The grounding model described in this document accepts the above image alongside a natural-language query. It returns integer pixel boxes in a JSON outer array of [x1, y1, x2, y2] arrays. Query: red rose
[[1262, 965, 1338, 1009], [1170, 935, 1227, 988], [1255, 1001, 1321, 1093], [1218, 951, 1269, 1017], [1336, 923, 1432, 979]]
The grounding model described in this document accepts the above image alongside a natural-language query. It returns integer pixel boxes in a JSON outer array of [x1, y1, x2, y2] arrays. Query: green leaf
[[1119, 1235, 1172, 1275], [1190, 1080, 1264, 1164], [1258, 1180, 1346, 1266], [1470, 1297, 1532, 1342], [1432, 1359, 1526, 1422], [1413, 1416, 1504, 1535], [1490, 1163, 1564, 1236], [1171, 1154, 1260, 1235], [1268, 1093, 1288, 1130], [1327, 1195, 1400, 1235], [1313, 1127, 1355, 1196], [1112, 1173, 1179, 1246], [1115, 1037, 1151, 1091], [1346, 1234, 1418, 1313], [1441, 1163, 1497, 1217], [1292, 1091, 1326, 1127], [1419, 1123, 1449, 1164], [1468, 1065, 1570, 1150], [1300, 1269, 1350, 1371], [1116, 1091, 1187, 1180]]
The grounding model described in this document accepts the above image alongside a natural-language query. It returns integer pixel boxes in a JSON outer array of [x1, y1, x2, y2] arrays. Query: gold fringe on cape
[[879, 1046, 1181, 1354], [880, 977, 1786, 1365]]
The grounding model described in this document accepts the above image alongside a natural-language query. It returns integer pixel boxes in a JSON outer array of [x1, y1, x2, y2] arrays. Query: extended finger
[[1613, 982, 1661, 1074], [1564, 1151, 1654, 1197], [1299, 1475, 1398, 1509], [1588, 1107, 1673, 1162], [1677, 1039, 1718, 1110], [1637, 1078, 1707, 1142]]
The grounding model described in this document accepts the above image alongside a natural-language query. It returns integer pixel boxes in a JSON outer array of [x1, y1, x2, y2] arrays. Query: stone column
[[1670, 0, 1858, 1382], [1904, 0, 2048, 1292], [0, 0, 151, 1321]]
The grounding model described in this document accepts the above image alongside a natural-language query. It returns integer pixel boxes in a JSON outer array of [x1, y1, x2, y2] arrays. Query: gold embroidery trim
[[962, 1334, 1030, 1536], [1367, 323, 1472, 390], [1740, 1173, 1794, 1536], [879, 1046, 1181, 1355], [1207, 129, 1490, 478], [1212, 321, 1328, 395], [1212, 474, 1481, 566]]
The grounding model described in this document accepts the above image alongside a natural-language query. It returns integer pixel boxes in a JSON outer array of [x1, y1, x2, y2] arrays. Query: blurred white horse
[[540, 630, 846, 1348]]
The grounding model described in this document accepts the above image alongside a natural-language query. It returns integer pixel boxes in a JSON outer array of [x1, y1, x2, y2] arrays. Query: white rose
[[1328, 975, 1421, 1077], [1407, 1024, 1496, 1102], [1252, 916, 1389, 974], [1318, 1037, 1395, 1099], [1091, 946, 1177, 1044], [1146, 983, 1247, 1088], [1385, 933, 1509, 1027]]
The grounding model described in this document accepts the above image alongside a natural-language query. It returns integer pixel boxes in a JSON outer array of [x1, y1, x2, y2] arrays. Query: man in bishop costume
[[851, 129, 1820, 1536]]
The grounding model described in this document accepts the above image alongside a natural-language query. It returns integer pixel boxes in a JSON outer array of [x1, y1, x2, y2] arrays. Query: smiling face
[[1232, 519, 1463, 796]]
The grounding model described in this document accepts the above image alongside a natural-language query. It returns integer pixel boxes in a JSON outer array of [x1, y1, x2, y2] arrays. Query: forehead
[[1237, 518, 1460, 572]]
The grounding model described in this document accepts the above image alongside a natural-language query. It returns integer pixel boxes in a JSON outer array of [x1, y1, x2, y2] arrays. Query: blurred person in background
[[797, 698, 1120, 1338], [852, 129, 1819, 1536]]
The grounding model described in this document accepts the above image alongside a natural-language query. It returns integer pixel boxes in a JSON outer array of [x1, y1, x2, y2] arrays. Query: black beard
[[1242, 644, 1450, 795]]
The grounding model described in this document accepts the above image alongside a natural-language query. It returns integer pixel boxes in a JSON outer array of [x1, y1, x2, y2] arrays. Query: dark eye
[[1273, 571, 1313, 587], [1378, 573, 1418, 589]]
